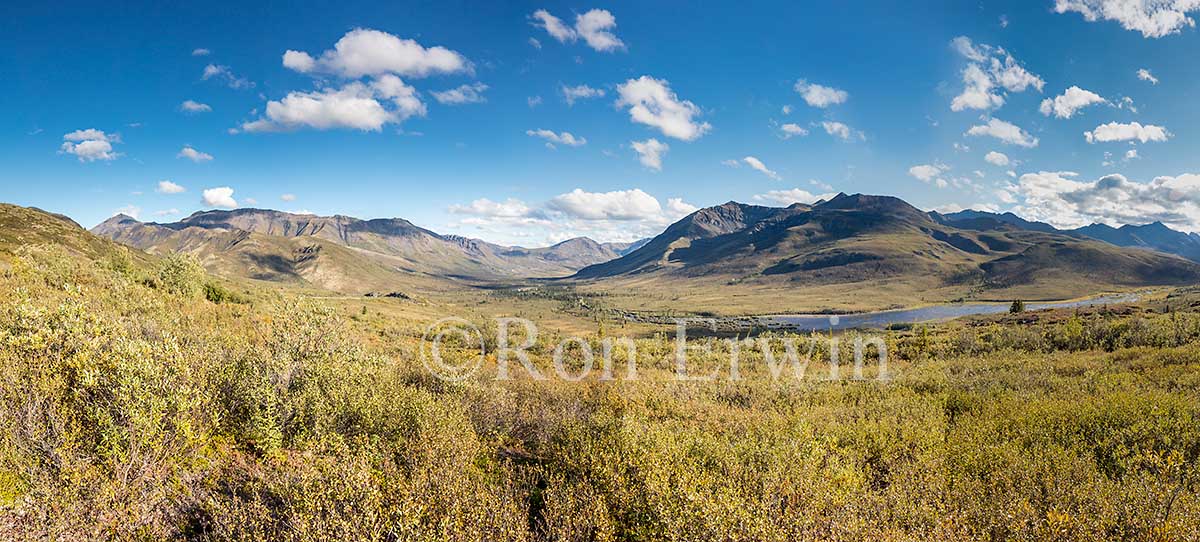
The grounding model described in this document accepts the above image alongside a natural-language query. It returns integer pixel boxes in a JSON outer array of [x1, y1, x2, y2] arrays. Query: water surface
[[766, 294, 1139, 332]]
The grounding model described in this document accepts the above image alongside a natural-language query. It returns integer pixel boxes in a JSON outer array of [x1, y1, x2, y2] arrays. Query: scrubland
[[1, 246, 1198, 541]]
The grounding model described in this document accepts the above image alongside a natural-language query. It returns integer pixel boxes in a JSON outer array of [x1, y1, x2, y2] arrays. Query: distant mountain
[[574, 194, 1200, 298], [93, 209, 626, 291], [938, 209, 1200, 262]]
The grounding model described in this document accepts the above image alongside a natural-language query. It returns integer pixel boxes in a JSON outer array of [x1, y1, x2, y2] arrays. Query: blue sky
[[3, 0, 1200, 245]]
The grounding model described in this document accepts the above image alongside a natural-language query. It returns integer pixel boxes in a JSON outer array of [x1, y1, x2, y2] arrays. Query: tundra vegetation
[[1, 245, 1198, 541]]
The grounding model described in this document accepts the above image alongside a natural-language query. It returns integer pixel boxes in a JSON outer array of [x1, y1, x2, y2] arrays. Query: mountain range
[[573, 194, 1200, 293], [38, 193, 1200, 305]]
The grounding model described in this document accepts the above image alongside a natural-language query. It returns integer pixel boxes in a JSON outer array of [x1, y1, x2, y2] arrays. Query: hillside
[[0, 203, 145, 266], [572, 193, 1200, 313], [939, 209, 1200, 262], [93, 209, 627, 289]]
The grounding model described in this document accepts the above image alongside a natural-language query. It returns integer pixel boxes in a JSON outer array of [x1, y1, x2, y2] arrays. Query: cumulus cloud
[[156, 180, 186, 194], [560, 84, 605, 105], [202, 187, 237, 209], [1054, 0, 1200, 38], [281, 28, 470, 78], [191, 48, 210, 56], [1039, 86, 1106, 118], [450, 197, 533, 218], [526, 129, 587, 148], [1084, 121, 1172, 143], [793, 80, 848, 108], [965, 118, 1039, 148], [530, 9, 624, 52], [575, 9, 624, 51], [1014, 171, 1200, 231], [180, 100, 212, 113], [1137, 68, 1159, 84], [280, 193, 297, 202], [909, 163, 951, 188], [616, 76, 710, 141], [202, 64, 254, 89], [431, 82, 488, 105], [240, 75, 425, 132], [984, 151, 1011, 166], [631, 138, 669, 171], [949, 36, 1044, 112], [779, 123, 809, 139], [59, 129, 120, 162], [177, 145, 213, 162], [753, 188, 837, 206], [530, 9, 577, 43], [549, 188, 670, 220], [821, 121, 863, 141], [446, 188, 696, 245]]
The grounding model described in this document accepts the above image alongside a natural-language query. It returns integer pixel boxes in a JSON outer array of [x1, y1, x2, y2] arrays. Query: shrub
[[155, 253, 204, 297]]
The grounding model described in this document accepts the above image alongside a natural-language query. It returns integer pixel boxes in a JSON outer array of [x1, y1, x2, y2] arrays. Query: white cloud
[[631, 138, 669, 171], [202, 64, 254, 89], [114, 205, 141, 220], [821, 121, 862, 141], [781, 105, 793, 115], [753, 188, 836, 206], [1039, 86, 1106, 118], [281, 28, 470, 78], [616, 76, 711, 141], [1084, 121, 1171, 143], [951, 64, 1004, 111], [779, 123, 809, 139], [177, 145, 213, 162], [560, 84, 605, 105], [445, 188, 695, 245], [156, 180, 186, 194], [530, 9, 577, 42], [153, 208, 181, 217], [180, 100, 212, 113], [1137, 68, 1159, 84], [202, 187, 237, 209], [949, 36, 1044, 112], [1126, 148, 1140, 160], [793, 80, 848, 108], [527, 95, 543, 108], [575, 9, 624, 51], [1054, 0, 1200, 38], [431, 82, 488, 105], [1014, 171, 1200, 231], [59, 129, 120, 162], [526, 129, 587, 148], [984, 151, 1011, 166], [450, 197, 533, 218], [530, 9, 624, 52], [280, 193, 297, 202], [240, 76, 425, 132], [965, 118, 1039, 148], [549, 188, 666, 220], [191, 48, 210, 56], [909, 163, 950, 188], [740, 156, 781, 180], [528, 37, 542, 49]]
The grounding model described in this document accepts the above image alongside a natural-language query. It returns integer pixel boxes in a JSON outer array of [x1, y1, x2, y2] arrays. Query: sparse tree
[[1009, 300, 1026, 313]]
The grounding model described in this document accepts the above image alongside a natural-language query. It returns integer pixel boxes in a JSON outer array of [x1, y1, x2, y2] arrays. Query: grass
[[0, 244, 1198, 540]]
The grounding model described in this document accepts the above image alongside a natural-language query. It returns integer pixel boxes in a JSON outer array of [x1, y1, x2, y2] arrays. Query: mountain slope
[[939, 209, 1200, 262], [573, 194, 1200, 312], [93, 210, 625, 289]]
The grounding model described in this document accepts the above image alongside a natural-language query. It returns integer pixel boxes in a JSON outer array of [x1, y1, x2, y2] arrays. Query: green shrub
[[155, 253, 204, 297]]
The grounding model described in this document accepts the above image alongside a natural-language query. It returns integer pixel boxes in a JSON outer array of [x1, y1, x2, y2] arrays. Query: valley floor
[[1, 246, 1199, 540]]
